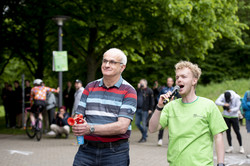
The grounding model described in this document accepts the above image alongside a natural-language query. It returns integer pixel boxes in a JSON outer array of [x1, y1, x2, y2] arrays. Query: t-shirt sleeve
[[208, 102, 228, 136], [159, 103, 170, 128], [119, 87, 137, 120]]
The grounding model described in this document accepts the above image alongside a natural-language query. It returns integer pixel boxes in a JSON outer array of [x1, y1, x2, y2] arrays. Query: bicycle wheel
[[35, 119, 43, 141], [26, 117, 36, 139]]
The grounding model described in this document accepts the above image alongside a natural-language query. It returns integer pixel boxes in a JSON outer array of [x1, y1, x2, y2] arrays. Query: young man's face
[[101, 53, 125, 78], [175, 67, 197, 97]]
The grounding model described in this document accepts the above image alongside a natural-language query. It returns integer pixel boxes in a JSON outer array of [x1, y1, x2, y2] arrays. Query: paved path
[[0, 126, 250, 166]]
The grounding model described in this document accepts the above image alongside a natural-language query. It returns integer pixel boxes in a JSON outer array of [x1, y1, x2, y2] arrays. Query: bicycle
[[25, 106, 43, 141]]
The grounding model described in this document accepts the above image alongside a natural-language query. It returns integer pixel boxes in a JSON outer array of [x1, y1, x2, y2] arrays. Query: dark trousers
[[158, 129, 164, 140], [47, 108, 55, 126], [224, 117, 242, 146], [3, 104, 9, 127]]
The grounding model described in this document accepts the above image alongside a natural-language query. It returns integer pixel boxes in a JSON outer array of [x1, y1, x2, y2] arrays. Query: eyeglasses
[[102, 59, 123, 65]]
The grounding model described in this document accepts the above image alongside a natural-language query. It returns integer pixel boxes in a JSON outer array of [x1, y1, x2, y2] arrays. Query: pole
[[22, 74, 25, 128], [58, 25, 63, 107]]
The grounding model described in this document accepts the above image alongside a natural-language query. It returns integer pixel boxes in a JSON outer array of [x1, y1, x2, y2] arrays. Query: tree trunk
[[86, 55, 98, 83], [35, 19, 45, 79]]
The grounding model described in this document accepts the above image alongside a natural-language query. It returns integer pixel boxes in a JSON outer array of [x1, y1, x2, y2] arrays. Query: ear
[[120, 65, 126, 73], [192, 78, 198, 86]]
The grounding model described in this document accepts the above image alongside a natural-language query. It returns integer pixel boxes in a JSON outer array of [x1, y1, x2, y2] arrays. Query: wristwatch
[[90, 125, 95, 134], [217, 163, 225, 166]]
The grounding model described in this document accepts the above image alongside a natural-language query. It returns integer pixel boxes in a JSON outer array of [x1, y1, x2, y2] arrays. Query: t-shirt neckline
[[181, 96, 199, 104]]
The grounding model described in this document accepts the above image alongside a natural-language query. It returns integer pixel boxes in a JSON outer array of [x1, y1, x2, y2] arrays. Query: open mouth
[[180, 85, 184, 88]]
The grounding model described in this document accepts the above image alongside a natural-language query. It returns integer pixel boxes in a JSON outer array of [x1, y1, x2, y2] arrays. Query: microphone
[[163, 85, 180, 104]]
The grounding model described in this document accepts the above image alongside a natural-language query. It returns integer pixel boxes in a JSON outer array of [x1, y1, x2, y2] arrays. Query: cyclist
[[30, 79, 59, 127]]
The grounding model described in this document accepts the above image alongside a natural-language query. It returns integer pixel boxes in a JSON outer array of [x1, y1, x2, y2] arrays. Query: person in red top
[[30, 79, 59, 126]]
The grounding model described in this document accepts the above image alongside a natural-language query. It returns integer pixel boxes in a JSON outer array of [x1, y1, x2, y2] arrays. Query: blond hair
[[175, 61, 202, 80]]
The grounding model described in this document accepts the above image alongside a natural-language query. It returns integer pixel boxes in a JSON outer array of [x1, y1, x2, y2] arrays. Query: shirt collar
[[99, 77, 123, 88]]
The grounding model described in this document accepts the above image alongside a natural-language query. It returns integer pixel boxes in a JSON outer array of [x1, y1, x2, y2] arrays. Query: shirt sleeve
[[159, 103, 170, 128], [46, 87, 58, 93], [215, 94, 225, 106], [119, 87, 137, 120], [208, 102, 228, 136]]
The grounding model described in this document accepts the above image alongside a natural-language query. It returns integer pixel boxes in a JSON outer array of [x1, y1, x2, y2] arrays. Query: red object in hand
[[67, 114, 85, 126]]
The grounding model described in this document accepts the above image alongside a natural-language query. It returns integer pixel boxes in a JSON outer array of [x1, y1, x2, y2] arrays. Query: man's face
[[67, 82, 72, 87], [75, 82, 82, 89], [60, 108, 65, 114], [25, 81, 30, 87], [101, 53, 126, 77], [167, 78, 174, 88], [139, 80, 147, 88], [175, 67, 197, 97], [14, 83, 18, 88]]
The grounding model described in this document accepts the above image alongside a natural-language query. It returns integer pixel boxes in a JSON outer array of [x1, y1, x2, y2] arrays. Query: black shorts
[[31, 100, 46, 113]]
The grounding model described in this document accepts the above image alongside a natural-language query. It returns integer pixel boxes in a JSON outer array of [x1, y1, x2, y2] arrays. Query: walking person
[[72, 79, 84, 117], [241, 90, 250, 158], [215, 90, 245, 154], [157, 77, 174, 146], [136, 79, 154, 143], [149, 61, 227, 166], [1, 82, 9, 128], [72, 48, 137, 166]]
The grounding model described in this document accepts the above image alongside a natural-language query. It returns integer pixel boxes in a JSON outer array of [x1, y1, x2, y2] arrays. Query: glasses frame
[[102, 59, 123, 66]]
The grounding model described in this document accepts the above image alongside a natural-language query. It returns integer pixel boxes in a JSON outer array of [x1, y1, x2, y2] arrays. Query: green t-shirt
[[160, 97, 228, 166]]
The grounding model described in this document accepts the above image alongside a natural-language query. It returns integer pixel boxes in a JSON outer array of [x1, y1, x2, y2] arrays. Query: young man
[[215, 90, 244, 154], [149, 61, 227, 166], [72, 48, 137, 166]]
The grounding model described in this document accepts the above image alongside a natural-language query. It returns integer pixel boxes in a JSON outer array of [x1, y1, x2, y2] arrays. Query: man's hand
[[158, 91, 172, 108], [57, 87, 60, 92], [58, 113, 64, 119], [224, 103, 230, 107], [148, 110, 152, 114], [72, 123, 90, 136]]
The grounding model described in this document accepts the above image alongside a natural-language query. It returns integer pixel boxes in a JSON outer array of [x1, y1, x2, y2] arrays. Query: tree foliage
[[0, 0, 248, 88]]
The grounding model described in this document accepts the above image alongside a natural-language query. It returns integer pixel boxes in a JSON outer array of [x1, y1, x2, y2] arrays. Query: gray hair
[[103, 48, 127, 65], [140, 79, 148, 86]]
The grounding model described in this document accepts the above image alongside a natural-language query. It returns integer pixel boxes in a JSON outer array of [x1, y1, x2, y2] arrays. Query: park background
[[0, 0, 249, 132]]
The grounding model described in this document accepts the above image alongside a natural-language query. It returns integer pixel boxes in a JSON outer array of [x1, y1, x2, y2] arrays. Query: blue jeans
[[135, 109, 148, 139], [73, 142, 130, 166]]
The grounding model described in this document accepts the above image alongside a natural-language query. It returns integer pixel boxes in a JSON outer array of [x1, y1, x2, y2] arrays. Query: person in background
[[63, 81, 75, 115], [14, 80, 22, 128], [242, 90, 250, 158], [1, 82, 9, 128], [136, 79, 154, 143], [23, 80, 32, 129], [72, 79, 84, 117], [215, 90, 245, 154], [50, 106, 70, 138], [46, 91, 57, 129], [6, 85, 16, 128], [156, 77, 174, 146], [149, 61, 227, 166]]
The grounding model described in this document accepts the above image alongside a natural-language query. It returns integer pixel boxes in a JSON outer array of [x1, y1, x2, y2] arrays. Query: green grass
[[196, 78, 250, 101]]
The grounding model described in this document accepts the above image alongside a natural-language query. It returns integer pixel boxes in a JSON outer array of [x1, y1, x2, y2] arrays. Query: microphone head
[[174, 85, 180, 92]]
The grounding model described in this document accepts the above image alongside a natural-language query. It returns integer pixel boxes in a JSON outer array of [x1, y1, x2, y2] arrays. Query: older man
[[72, 48, 137, 166]]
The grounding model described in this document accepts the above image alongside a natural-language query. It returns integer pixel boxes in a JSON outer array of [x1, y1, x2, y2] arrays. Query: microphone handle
[[163, 92, 176, 104]]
